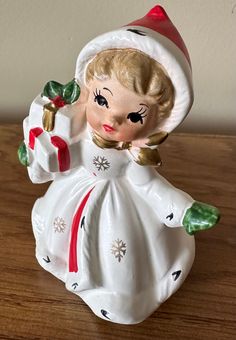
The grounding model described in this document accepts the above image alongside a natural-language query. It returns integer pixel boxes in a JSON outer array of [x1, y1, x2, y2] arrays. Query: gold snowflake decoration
[[111, 239, 126, 262], [93, 156, 110, 171], [53, 217, 66, 233]]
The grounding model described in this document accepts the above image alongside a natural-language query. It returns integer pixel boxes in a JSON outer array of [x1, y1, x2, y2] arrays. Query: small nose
[[109, 110, 124, 125]]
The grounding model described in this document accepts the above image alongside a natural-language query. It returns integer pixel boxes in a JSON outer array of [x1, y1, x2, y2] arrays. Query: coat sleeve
[[126, 161, 194, 228]]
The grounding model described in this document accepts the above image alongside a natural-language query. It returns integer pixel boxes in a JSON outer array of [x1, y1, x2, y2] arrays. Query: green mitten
[[18, 141, 29, 166], [183, 201, 220, 235]]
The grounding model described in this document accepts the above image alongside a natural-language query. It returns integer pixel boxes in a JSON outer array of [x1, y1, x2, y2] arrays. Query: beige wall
[[0, 0, 235, 134]]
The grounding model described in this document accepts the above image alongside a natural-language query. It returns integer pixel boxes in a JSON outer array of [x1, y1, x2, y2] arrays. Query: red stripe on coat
[[51, 136, 70, 172], [29, 127, 43, 150], [69, 187, 95, 273]]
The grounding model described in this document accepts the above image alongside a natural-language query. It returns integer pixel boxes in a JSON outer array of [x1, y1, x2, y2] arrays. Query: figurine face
[[85, 76, 158, 142]]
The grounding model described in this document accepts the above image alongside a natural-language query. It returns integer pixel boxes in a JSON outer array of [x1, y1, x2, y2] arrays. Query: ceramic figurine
[[18, 5, 220, 324]]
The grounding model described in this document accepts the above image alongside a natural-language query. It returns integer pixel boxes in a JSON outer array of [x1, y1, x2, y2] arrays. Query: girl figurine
[[18, 5, 220, 324]]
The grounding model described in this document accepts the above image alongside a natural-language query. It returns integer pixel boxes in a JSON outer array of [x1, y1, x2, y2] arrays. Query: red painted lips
[[103, 124, 115, 132]]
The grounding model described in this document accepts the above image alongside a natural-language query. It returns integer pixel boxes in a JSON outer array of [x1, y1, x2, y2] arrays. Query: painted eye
[[127, 108, 147, 125], [95, 95, 108, 107], [94, 89, 109, 108]]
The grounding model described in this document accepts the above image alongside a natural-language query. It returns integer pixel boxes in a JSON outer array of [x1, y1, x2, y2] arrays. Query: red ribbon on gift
[[29, 128, 70, 172]]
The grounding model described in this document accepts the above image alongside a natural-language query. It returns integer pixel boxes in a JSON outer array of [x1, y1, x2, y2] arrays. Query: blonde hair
[[86, 48, 175, 119]]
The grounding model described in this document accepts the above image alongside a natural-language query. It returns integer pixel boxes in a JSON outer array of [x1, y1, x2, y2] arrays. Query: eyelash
[[93, 89, 109, 108], [127, 108, 147, 125]]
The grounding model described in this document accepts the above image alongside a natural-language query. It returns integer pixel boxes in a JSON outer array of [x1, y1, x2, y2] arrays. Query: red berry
[[51, 96, 66, 108]]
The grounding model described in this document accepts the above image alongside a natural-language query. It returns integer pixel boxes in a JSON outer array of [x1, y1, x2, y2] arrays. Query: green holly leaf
[[43, 81, 63, 99], [18, 141, 29, 167], [183, 201, 220, 235], [62, 79, 80, 104], [42, 79, 80, 105]]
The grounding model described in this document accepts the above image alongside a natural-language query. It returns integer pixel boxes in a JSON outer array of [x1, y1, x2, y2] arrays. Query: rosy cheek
[[86, 110, 96, 127], [117, 127, 136, 141]]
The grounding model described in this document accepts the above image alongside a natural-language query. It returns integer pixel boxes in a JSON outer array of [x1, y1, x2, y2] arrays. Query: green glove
[[183, 201, 220, 235], [18, 141, 29, 167]]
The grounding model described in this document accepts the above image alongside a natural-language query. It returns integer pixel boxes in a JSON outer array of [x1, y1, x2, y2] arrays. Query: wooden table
[[0, 124, 235, 340]]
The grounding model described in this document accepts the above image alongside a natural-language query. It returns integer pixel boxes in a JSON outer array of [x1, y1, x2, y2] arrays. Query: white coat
[[26, 120, 195, 324]]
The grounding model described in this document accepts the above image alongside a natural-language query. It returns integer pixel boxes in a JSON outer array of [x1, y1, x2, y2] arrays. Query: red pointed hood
[[127, 5, 191, 66]]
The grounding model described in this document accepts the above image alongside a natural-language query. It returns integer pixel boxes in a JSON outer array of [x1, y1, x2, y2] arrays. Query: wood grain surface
[[0, 124, 235, 340]]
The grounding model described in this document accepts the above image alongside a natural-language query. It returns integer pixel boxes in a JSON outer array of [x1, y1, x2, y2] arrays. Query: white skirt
[[32, 166, 195, 324]]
